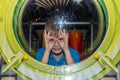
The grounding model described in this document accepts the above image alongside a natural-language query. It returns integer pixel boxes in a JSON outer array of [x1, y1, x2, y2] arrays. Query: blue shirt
[[35, 47, 80, 66]]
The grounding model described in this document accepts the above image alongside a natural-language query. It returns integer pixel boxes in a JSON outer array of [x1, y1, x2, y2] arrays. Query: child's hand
[[44, 30, 55, 52], [57, 29, 69, 51]]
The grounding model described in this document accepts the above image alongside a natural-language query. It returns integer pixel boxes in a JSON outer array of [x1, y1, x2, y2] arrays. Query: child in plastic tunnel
[[35, 16, 80, 66]]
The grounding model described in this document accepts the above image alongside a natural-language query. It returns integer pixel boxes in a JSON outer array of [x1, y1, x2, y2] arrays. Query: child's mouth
[[53, 48, 61, 50]]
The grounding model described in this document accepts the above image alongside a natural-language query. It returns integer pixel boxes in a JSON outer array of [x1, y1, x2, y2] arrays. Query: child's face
[[49, 31, 63, 54], [52, 39, 63, 54]]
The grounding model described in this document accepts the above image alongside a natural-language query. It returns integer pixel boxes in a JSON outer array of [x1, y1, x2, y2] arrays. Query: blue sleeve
[[35, 48, 45, 62], [69, 47, 80, 63], [73, 53, 80, 63]]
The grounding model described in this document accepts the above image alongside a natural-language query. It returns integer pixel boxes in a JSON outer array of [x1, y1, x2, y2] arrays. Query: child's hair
[[45, 16, 67, 36]]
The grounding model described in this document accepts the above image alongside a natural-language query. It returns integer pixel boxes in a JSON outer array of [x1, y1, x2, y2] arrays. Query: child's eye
[[59, 38, 63, 41], [49, 39, 54, 42]]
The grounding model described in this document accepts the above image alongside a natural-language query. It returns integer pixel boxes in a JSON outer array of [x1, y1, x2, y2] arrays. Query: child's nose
[[54, 40, 59, 46]]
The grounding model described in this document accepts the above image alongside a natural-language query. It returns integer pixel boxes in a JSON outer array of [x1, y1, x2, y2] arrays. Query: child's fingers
[[63, 29, 66, 35], [43, 30, 46, 39], [44, 30, 46, 35], [60, 29, 65, 36], [56, 39, 61, 46], [49, 36, 55, 40], [47, 30, 51, 36]]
